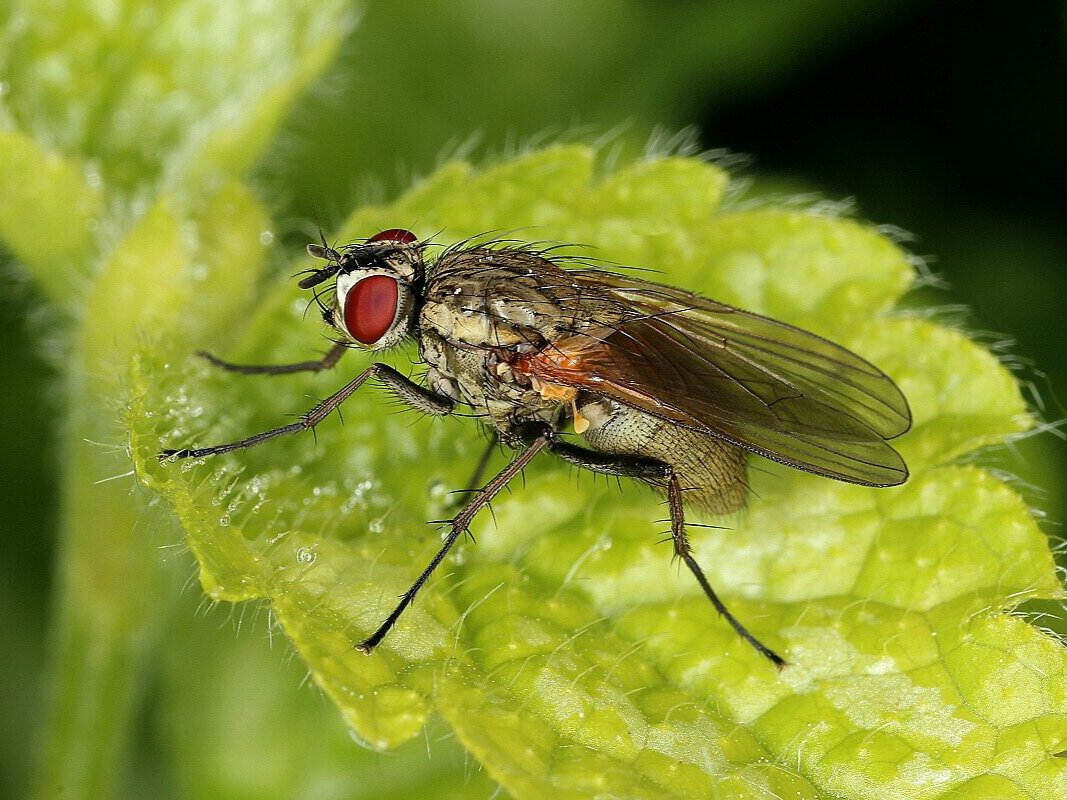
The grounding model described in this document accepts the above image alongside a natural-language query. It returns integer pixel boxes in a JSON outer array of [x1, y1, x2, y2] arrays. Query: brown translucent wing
[[522, 269, 911, 486]]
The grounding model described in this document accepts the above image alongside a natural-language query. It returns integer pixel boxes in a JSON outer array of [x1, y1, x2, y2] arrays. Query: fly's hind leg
[[526, 423, 785, 667], [198, 341, 348, 375], [664, 472, 785, 667]]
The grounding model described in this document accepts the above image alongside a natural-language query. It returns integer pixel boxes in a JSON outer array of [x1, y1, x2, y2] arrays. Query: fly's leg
[[198, 341, 347, 375], [664, 472, 785, 667], [358, 432, 550, 653], [464, 430, 500, 491], [159, 363, 455, 460], [447, 430, 499, 510], [528, 424, 785, 667]]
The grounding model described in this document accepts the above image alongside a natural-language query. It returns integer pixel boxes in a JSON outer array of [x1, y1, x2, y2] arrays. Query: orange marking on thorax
[[512, 336, 602, 434]]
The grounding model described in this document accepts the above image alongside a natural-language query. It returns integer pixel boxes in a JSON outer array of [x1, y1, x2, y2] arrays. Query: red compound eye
[[344, 275, 399, 344], [368, 228, 417, 244]]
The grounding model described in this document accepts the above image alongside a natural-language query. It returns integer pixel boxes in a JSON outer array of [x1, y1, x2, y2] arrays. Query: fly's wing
[[519, 269, 911, 487]]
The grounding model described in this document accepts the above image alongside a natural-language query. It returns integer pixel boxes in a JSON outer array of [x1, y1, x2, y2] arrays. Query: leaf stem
[[33, 354, 176, 798]]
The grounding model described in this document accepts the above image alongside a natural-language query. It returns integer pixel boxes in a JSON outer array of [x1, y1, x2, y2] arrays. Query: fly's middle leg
[[358, 432, 550, 653]]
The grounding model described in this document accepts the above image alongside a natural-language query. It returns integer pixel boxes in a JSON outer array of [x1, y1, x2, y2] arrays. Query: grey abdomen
[[579, 399, 748, 514]]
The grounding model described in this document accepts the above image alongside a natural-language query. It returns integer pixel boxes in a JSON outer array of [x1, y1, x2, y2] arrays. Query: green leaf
[[129, 146, 1067, 798], [32, 181, 273, 799], [0, 130, 103, 300], [0, 0, 355, 194], [160, 595, 500, 800], [2, 3, 358, 794]]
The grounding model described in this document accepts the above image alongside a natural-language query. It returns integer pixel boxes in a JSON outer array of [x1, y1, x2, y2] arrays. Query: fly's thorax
[[421, 329, 561, 435], [420, 332, 491, 408], [420, 334, 461, 403], [419, 247, 630, 429], [421, 248, 625, 349], [418, 245, 642, 441]]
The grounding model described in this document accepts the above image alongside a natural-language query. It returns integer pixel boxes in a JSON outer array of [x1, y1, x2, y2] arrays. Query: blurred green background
[[2, 1, 1065, 797]]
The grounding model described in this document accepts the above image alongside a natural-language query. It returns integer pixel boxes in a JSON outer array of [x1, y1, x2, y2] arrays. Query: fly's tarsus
[[158, 419, 308, 461]]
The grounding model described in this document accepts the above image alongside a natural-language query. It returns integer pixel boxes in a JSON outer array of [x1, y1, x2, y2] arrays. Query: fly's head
[[304, 229, 426, 351]]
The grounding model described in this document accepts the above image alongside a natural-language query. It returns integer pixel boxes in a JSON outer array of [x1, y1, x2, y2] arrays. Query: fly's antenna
[[300, 242, 343, 289]]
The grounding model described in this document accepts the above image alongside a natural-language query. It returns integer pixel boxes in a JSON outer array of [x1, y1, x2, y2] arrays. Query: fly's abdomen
[[579, 398, 748, 514]]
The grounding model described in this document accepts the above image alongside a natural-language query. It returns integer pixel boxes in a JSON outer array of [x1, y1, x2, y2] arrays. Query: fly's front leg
[[198, 341, 347, 375], [159, 363, 455, 460], [521, 423, 785, 667]]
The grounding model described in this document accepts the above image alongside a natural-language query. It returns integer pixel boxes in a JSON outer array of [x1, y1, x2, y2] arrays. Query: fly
[[161, 228, 912, 666]]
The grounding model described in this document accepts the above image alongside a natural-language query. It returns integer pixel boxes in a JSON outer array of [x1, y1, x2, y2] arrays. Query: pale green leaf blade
[[160, 599, 500, 800], [130, 147, 1067, 798], [86, 181, 272, 364]]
